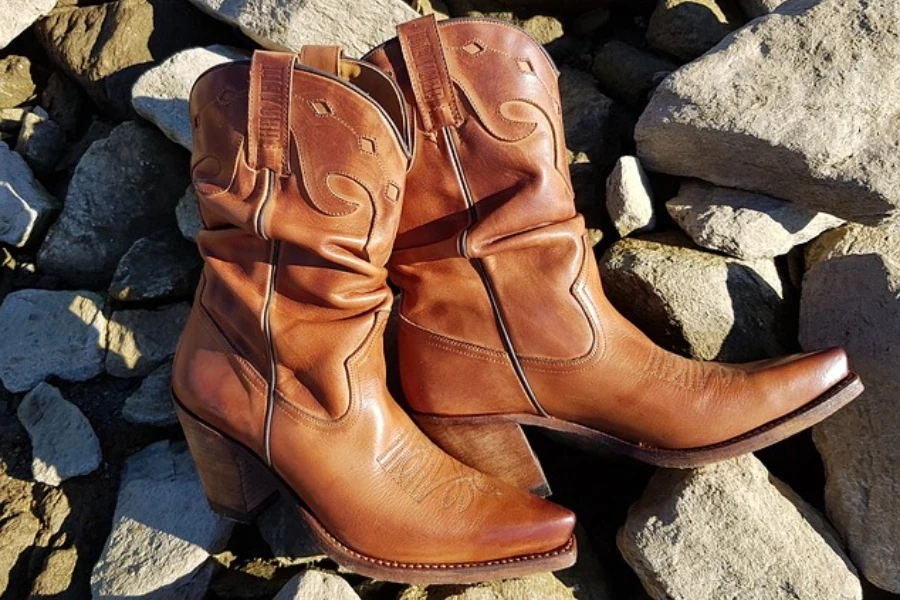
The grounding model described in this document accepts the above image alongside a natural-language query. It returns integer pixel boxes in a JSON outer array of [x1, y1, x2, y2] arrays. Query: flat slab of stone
[[0, 0, 56, 50], [801, 220, 900, 593], [186, 0, 417, 58], [0, 289, 107, 393], [17, 382, 101, 486], [667, 181, 844, 259], [106, 303, 190, 378], [132, 45, 247, 151], [619, 455, 862, 600], [91, 440, 233, 599], [636, 0, 900, 224], [0, 141, 59, 247]]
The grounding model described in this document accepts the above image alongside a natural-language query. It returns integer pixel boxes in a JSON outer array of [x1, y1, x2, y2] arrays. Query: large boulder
[[598, 232, 794, 362], [91, 440, 233, 599], [132, 45, 247, 151], [0, 289, 108, 393], [0, 140, 59, 248], [186, 0, 417, 58], [800, 220, 900, 593], [619, 455, 862, 600], [636, 0, 900, 225], [666, 181, 844, 259], [37, 121, 189, 289]]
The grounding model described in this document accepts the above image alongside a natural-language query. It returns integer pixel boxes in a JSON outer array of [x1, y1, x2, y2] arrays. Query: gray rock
[[0, 289, 108, 393], [91, 440, 233, 599], [738, 0, 786, 18], [647, 0, 736, 62], [400, 573, 576, 599], [122, 362, 177, 427], [592, 42, 676, 109], [619, 455, 862, 600], [177, 186, 202, 242], [636, 0, 900, 225], [667, 181, 844, 259], [559, 66, 631, 172], [55, 118, 115, 174], [257, 498, 328, 563], [0, 56, 36, 108], [0, 140, 59, 247], [0, 0, 56, 50], [15, 107, 66, 175], [41, 71, 84, 135], [109, 229, 201, 302], [186, 0, 417, 58], [800, 220, 900, 593], [571, 7, 611, 37], [17, 382, 102, 486], [273, 570, 360, 600], [106, 303, 190, 378], [598, 232, 792, 362], [132, 45, 248, 151], [37, 121, 189, 289], [606, 156, 656, 237]]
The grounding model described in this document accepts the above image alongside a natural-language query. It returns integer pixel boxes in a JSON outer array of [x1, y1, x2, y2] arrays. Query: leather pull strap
[[247, 50, 296, 175], [298, 45, 343, 76], [396, 15, 463, 132]]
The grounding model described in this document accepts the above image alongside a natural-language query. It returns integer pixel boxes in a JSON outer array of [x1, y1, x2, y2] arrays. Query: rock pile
[[0, 0, 897, 598]]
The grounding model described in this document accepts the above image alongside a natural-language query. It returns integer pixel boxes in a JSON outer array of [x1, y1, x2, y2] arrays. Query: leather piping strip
[[441, 126, 548, 417]]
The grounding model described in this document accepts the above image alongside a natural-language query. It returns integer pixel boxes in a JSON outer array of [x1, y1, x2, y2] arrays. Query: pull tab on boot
[[298, 45, 343, 76], [396, 15, 463, 132], [247, 50, 296, 176]]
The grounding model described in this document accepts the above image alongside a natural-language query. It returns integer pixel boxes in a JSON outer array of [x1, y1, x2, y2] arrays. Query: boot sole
[[172, 397, 577, 584], [415, 373, 863, 496]]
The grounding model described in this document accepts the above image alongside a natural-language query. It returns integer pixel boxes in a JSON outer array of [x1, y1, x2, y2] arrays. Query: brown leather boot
[[364, 16, 863, 495], [172, 47, 576, 583]]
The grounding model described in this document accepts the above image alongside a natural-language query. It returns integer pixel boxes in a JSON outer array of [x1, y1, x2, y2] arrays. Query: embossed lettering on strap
[[248, 50, 296, 175], [397, 15, 463, 132]]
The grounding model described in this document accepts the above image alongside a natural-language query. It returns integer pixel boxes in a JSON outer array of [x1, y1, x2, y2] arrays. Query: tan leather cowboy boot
[[364, 16, 863, 495], [171, 46, 576, 583]]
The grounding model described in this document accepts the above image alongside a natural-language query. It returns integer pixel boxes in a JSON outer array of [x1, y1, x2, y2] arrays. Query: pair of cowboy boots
[[172, 15, 863, 583]]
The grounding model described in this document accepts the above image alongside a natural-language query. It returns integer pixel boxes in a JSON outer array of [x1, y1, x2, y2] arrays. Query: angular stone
[[0, 0, 56, 50], [0, 289, 107, 393], [636, 0, 900, 225], [647, 0, 736, 62], [0, 472, 40, 595], [132, 45, 248, 150], [186, 0, 417, 58], [34, 0, 223, 117], [800, 220, 900, 593], [606, 156, 656, 237], [598, 232, 792, 362], [273, 570, 360, 600], [109, 229, 201, 302], [559, 66, 631, 173], [37, 121, 189, 289], [91, 440, 233, 599], [15, 107, 66, 175], [619, 455, 862, 600], [0, 140, 59, 247], [0, 56, 36, 108], [17, 382, 102, 486], [122, 362, 177, 427], [177, 186, 202, 241], [106, 303, 190, 378], [667, 181, 844, 260], [592, 41, 676, 109], [400, 573, 576, 599], [40, 71, 84, 136], [738, 0, 786, 18]]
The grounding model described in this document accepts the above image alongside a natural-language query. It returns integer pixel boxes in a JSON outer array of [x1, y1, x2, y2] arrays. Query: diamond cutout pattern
[[517, 59, 534, 74], [386, 183, 400, 202], [311, 100, 332, 115], [360, 137, 376, 154], [462, 42, 484, 56]]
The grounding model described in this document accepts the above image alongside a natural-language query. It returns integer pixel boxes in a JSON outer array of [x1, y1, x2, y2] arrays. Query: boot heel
[[416, 416, 551, 497], [175, 401, 280, 523]]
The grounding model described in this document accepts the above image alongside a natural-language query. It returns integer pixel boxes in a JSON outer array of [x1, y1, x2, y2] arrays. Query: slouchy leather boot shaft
[[171, 48, 576, 581], [365, 16, 861, 479]]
